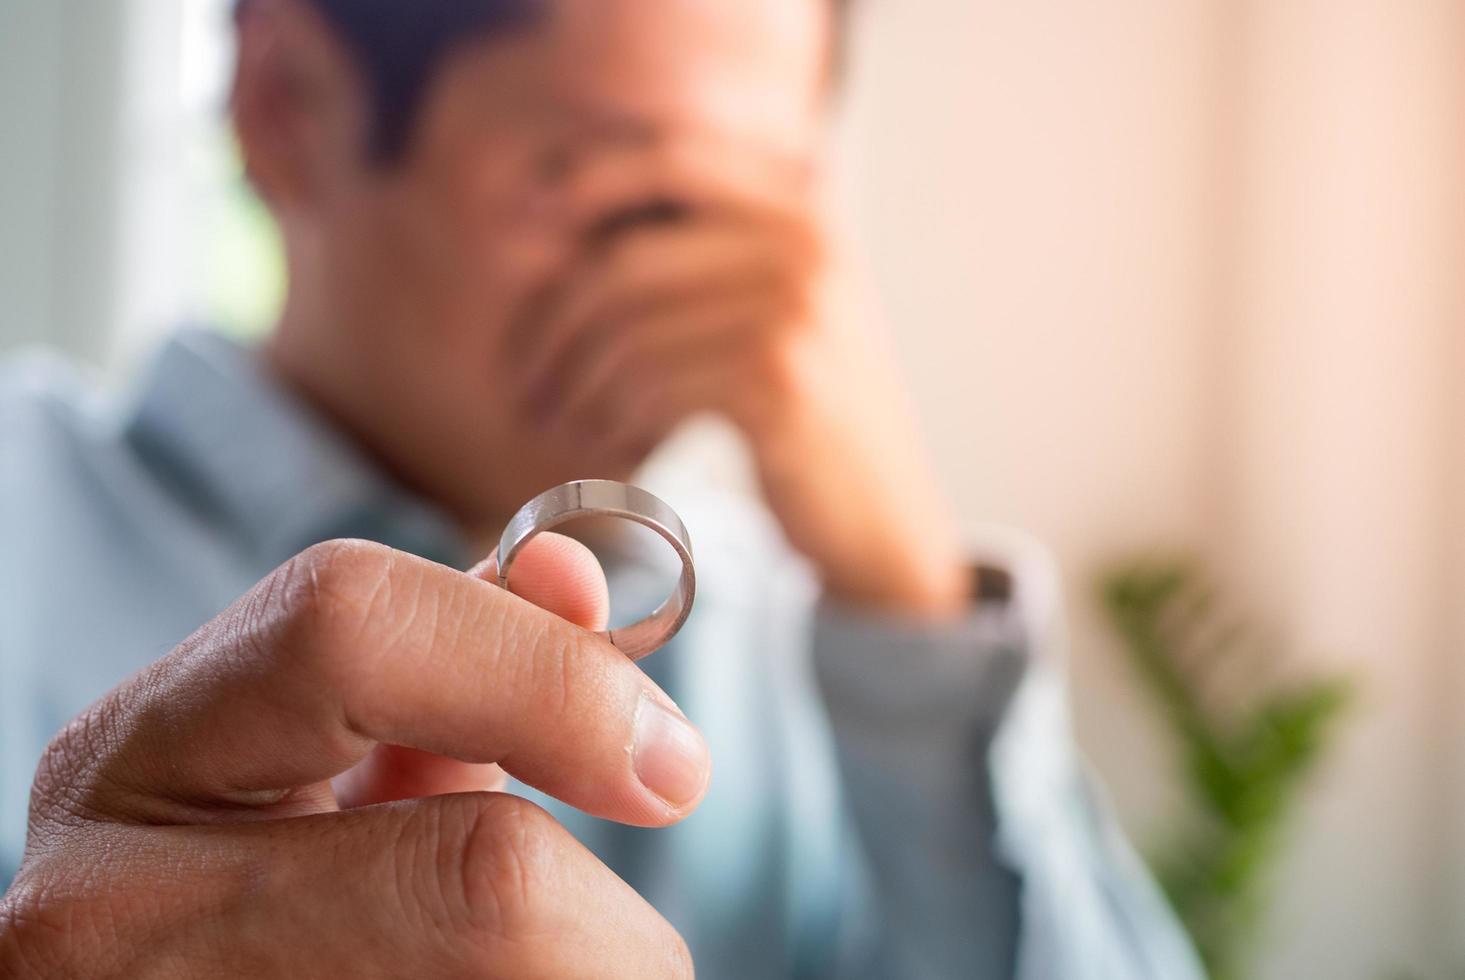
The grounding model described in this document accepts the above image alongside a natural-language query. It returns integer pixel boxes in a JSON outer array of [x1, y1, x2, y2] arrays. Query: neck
[[264, 297, 517, 555]]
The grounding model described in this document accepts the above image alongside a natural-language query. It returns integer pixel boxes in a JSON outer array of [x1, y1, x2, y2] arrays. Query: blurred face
[[243, 0, 832, 530]]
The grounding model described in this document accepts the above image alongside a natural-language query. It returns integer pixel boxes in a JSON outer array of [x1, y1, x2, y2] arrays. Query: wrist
[[821, 552, 972, 621]]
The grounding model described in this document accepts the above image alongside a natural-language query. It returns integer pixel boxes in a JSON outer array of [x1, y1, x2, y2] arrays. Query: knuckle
[[31, 698, 133, 828], [468, 796, 559, 931], [258, 539, 401, 675], [1, 883, 47, 973], [3, 834, 258, 979], [0, 891, 64, 978], [293, 539, 399, 617], [33, 716, 98, 820], [454, 796, 562, 942], [1, 872, 121, 978]]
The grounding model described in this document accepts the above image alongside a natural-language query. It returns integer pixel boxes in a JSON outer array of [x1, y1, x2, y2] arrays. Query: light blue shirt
[[0, 330, 1203, 979]]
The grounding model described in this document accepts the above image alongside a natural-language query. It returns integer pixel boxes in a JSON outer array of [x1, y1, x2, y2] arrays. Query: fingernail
[[633, 696, 710, 809]]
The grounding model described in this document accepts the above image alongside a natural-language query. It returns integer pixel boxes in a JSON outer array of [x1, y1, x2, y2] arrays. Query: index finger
[[74, 540, 710, 829], [564, 127, 819, 231]]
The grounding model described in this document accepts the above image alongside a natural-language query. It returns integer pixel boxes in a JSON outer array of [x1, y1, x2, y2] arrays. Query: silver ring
[[498, 480, 696, 661]]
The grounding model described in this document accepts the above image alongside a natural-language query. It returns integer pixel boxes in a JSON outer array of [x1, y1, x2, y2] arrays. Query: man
[[0, 0, 1203, 977]]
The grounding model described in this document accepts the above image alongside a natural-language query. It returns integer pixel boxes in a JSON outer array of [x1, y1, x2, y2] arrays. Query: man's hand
[[0, 536, 707, 978], [517, 136, 971, 618]]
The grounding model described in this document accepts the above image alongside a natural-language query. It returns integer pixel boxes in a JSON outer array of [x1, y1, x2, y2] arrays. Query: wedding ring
[[498, 480, 696, 660]]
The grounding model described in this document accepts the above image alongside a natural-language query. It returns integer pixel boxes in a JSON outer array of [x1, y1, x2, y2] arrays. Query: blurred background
[[1, 1, 1462, 977]]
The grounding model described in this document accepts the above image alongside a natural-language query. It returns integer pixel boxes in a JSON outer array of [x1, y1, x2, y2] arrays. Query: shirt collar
[[122, 329, 469, 570]]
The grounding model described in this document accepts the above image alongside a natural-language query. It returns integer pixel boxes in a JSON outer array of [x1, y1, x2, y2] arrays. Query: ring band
[[498, 480, 696, 661]]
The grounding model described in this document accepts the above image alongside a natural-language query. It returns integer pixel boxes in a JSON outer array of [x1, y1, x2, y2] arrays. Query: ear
[[230, 0, 370, 211]]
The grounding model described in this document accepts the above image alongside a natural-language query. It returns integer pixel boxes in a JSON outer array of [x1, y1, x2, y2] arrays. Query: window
[[114, 0, 281, 365]]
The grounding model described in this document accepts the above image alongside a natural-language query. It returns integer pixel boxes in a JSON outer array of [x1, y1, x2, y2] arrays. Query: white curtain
[[1214, 4, 1465, 974], [0, 0, 133, 362], [0, 0, 232, 371]]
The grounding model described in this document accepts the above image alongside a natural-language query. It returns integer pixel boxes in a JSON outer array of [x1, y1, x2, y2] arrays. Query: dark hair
[[241, 0, 851, 164]]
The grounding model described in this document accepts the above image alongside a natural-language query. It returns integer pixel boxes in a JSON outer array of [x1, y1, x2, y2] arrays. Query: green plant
[[1099, 561, 1353, 980]]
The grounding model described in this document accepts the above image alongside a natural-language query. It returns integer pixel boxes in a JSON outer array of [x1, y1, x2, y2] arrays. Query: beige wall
[[835, 0, 1465, 976], [1218, 3, 1464, 974], [834, 0, 1220, 829]]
